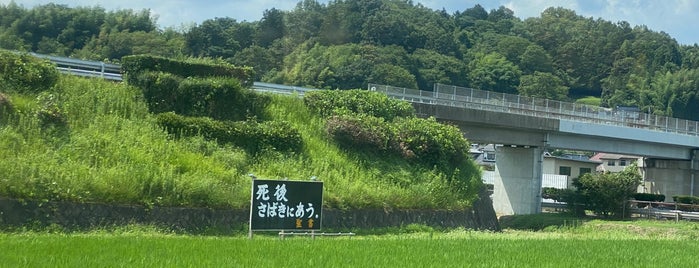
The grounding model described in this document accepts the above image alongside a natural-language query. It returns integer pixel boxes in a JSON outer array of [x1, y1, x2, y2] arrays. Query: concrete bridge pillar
[[643, 150, 699, 201], [493, 145, 544, 215], [692, 149, 699, 197]]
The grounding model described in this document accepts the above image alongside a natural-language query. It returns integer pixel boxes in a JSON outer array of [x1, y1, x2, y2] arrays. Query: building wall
[[543, 157, 599, 188], [642, 159, 698, 202], [598, 157, 641, 173]]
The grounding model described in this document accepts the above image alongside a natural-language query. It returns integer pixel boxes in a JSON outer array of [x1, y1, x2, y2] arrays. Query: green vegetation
[[1, 218, 698, 267], [632, 193, 666, 203], [0, 50, 59, 93], [541, 165, 642, 218], [673, 195, 699, 205], [2, 1, 699, 121], [575, 96, 602, 106], [0, 53, 481, 210], [572, 164, 642, 218], [155, 112, 303, 154]]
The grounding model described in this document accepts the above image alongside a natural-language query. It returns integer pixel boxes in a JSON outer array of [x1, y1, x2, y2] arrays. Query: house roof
[[589, 153, 641, 161], [544, 154, 602, 164]]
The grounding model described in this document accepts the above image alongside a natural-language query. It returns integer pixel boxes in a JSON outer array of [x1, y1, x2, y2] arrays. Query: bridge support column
[[643, 151, 699, 201], [493, 146, 543, 215], [692, 150, 699, 197]]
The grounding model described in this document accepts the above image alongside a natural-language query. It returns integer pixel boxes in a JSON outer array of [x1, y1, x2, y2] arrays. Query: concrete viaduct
[[369, 83, 699, 215]]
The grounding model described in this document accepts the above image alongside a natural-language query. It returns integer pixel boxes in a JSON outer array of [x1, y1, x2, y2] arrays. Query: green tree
[[410, 49, 468, 90], [285, 0, 325, 45], [495, 36, 531, 65], [573, 164, 641, 218], [519, 44, 553, 74], [468, 52, 521, 93], [230, 45, 277, 81], [644, 68, 699, 121], [256, 8, 285, 48], [517, 72, 568, 100], [368, 63, 417, 89], [184, 17, 240, 58]]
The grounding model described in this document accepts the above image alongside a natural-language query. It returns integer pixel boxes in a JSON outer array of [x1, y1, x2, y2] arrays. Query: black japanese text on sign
[[249, 179, 323, 231]]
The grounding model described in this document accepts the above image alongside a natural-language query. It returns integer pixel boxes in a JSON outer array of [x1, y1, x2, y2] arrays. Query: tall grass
[[254, 94, 474, 209], [1, 75, 479, 210], [0, 76, 249, 207]]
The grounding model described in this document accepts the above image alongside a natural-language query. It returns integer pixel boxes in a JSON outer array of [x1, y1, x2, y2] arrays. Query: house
[[543, 152, 601, 189], [589, 153, 643, 173], [470, 144, 496, 169], [479, 146, 601, 191]]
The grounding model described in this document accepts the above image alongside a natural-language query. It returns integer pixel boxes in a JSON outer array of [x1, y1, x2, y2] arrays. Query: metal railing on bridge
[[29, 52, 122, 81], [368, 83, 699, 137]]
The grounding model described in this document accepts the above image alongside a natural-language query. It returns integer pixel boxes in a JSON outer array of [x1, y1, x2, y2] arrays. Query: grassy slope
[[0, 75, 478, 209]]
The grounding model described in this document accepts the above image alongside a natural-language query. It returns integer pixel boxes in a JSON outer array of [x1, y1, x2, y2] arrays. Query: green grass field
[[1, 219, 698, 267]]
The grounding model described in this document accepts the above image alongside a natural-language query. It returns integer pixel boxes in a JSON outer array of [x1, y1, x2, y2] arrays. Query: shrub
[[132, 72, 269, 121], [155, 112, 302, 153], [121, 55, 254, 87], [673, 195, 699, 205], [35, 92, 67, 128], [325, 114, 392, 152], [304, 89, 414, 120], [0, 50, 59, 93], [393, 117, 470, 169], [632, 193, 666, 202], [132, 71, 181, 114], [572, 164, 642, 218], [542, 187, 567, 202], [324, 114, 471, 170]]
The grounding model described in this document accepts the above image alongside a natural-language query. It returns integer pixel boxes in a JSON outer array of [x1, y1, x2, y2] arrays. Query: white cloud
[[503, 0, 580, 18]]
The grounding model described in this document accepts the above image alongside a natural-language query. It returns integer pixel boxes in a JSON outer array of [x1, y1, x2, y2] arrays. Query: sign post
[[248, 178, 323, 238]]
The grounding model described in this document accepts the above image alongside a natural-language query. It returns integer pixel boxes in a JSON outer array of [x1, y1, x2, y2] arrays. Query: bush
[[632, 193, 666, 202], [325, 114, 392, 152], [571, 164, 642, 218], [35, 92, 67, 128], [304, 89, 414, 120], [673, 195, 699, 205], [0, 50, 59, 93], [393, 117, 470, 169], [132, 71, 181, 114], [542, 187, 568, 202], [132, 72, 269, 121], [121, 55, 254, 87], [155, 112, 302, 153]]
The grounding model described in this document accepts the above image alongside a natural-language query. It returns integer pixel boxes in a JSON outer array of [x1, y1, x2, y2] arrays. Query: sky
[[4, 0, 698, 45]]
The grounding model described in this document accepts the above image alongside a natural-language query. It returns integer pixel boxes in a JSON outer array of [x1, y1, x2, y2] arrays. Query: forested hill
[[1, 0, 698, 121]]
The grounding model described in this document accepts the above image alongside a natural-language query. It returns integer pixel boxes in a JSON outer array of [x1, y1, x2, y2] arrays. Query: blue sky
[[5, 0, 698, 45]]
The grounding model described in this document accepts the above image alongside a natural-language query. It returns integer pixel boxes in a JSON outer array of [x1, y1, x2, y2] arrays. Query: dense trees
[[1, 0, 698, 120]]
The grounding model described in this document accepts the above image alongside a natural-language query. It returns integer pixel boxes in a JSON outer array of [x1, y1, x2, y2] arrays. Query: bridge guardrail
[[369, 83, 699, 137], [251, 82, 316, 96], [29, 52, 122, 81]]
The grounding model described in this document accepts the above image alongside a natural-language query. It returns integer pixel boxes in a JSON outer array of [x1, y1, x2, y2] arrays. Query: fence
[[368, 83, 699, 137], [627, 200, 699, 221], [29, 52, 122, 81]]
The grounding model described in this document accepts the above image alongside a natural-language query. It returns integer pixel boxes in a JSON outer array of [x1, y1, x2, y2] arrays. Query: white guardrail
[[31, 52, 122, 81]]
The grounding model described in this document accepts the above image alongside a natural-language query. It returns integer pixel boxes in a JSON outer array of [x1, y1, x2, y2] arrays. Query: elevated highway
[[369, 83, 699, 160]]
